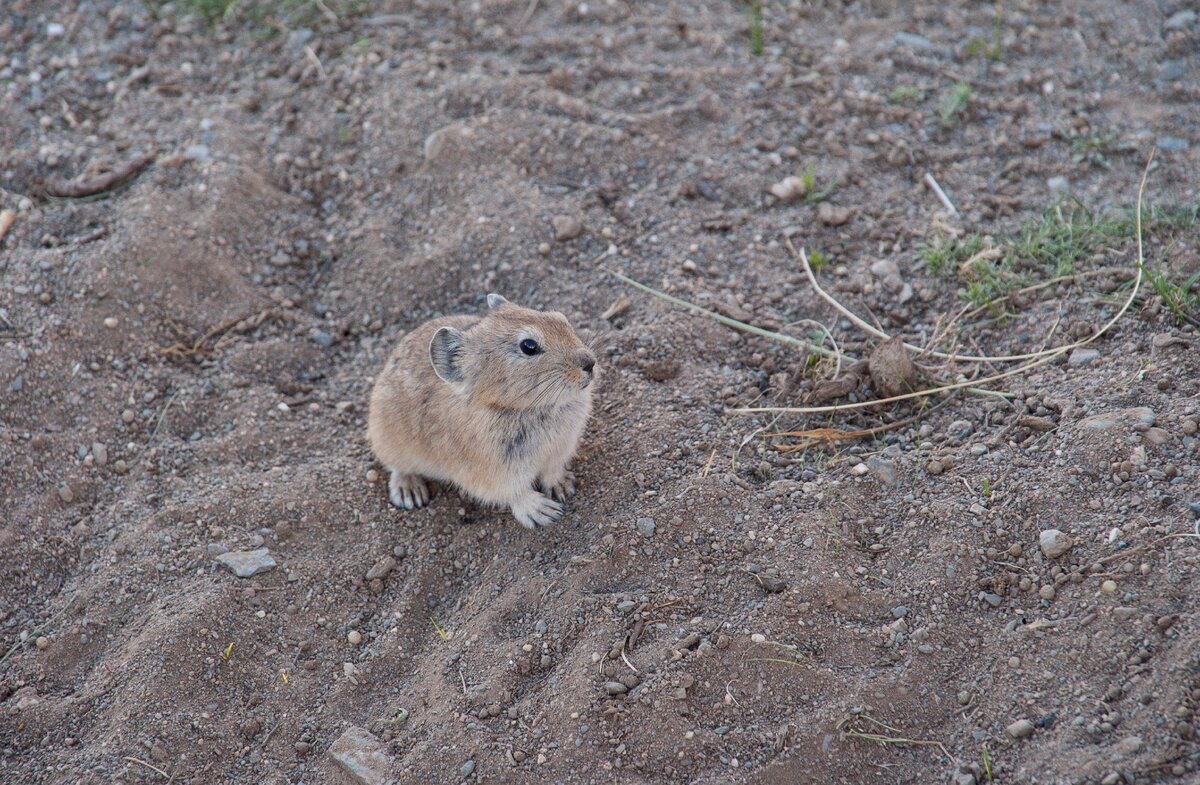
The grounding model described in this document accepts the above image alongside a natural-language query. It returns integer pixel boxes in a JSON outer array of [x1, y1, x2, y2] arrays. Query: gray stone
[[184, 145, 211, 163], [1007, 719, 1035, 739], [1157, 59, 1189, 83], [366, 556, 396, 581], [91, 442, 108, 467], [423, 124, 475, 163], [953, 773, 977, 785], [635, 517, 656, 539], [460, 760, 476, 778], [604, 681, 628, 695], [1068, 348, 1100, 368], [891, 605, 908, 619], [1115, 735, 1143, 757], [215, 548, 276, 578], [1157, 136, 1190, 153], [312, 330, 334, 348], [893, 32, 934, 50], [1079, 407, 1155, 432], [1039, 529, 1073, 559], [552, 215, 584, 241], [979, 592, 1003, 607], [1165, 10, 1197, 30], [1047, 175, 1070, 195], [328, 726, 391, 785], [867, 456, 898, 486]]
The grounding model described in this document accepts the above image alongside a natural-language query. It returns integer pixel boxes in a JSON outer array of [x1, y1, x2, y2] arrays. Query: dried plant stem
[[124, 756, 171, 781], [790, 236, 1133, 365], [739, 154, 1152, 416], [923, 172, 959, 216], [605, 268, 843, 359]]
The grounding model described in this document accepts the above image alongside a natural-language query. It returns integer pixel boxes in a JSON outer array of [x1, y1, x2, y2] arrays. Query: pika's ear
[[486, 293, 509, 310], [430, 326, 465, 383]]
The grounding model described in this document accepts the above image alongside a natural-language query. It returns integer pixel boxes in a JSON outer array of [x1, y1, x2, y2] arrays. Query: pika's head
[[430, 293, 597, 409]]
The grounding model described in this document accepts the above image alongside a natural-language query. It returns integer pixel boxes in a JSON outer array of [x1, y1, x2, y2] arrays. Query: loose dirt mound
[[3, 2, 1200, 784]]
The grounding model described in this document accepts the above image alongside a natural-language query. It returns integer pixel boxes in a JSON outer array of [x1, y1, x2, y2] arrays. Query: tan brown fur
[[367, 294, 596, 529]]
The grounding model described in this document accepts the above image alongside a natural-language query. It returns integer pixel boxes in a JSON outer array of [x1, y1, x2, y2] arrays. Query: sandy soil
[[2, 2, 1200, 784]]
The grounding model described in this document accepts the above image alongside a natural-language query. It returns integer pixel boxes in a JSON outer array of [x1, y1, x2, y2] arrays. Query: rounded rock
[[348, 630, 363, 646]]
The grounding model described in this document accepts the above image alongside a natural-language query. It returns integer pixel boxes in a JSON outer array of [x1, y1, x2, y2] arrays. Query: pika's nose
[[580, 355, 596, 375]]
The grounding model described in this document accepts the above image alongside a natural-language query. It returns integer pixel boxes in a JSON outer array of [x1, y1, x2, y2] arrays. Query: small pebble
[[1101, 580, 1117, 594], [103, 317, 119, 329], [635, 517, 656, 538], [551, 215, 583, 241], [366, 469, 379, 483], [35, 636, 49, 650], [1039, 529, 1073, 559], [1007, 719, 1035, 739], [460, 760, 475, 778], [58, 484, 74, 504], [348, 630, 363, 645]]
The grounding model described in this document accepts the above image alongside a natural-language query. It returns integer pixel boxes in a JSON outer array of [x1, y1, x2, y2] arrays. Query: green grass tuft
[[747, 1, 764, 56], [889, 85, 924, 105], [937, 82, 972, 129], [920, 201, 1200, 325], [919, 235, 986, 276]]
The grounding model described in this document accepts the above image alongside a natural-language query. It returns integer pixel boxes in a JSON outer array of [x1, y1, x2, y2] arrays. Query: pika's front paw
[[512, 491, 564, 530], [537, 470, 577, 503], [388, 471, 430, 511]]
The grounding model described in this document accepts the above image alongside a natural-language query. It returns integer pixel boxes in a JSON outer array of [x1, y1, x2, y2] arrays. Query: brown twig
[[45, 152, 156, 198], [1092, 532, 1199, 568], [765, 392, 959, 452], [161, 308, 274, 359]]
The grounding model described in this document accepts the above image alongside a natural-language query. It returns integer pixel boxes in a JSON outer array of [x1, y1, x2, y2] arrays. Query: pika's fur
[[367, 294, 597, 529]]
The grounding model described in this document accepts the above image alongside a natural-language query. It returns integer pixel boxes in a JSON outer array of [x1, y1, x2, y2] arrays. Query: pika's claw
[[540, 470, 576, 501], [512, 491, 564, 530], [388, 471, 430, 511]]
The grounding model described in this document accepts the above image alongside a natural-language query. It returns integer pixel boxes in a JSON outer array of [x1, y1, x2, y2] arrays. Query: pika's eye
[[519, 338, 541, 356]]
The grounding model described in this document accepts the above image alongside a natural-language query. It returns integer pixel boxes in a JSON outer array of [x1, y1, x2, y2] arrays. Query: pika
[[367, 294, 597, 529]]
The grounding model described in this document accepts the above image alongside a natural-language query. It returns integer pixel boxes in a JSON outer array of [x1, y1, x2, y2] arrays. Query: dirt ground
[[3, 1, 1200, 783]]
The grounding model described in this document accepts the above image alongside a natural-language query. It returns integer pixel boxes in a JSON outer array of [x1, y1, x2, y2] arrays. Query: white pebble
[[348, 630, 363, 645], [1101, 580, 1117, 594], [36, 636, 49, 650], [750, 633, 766, 644], [103, 317, 118, 329]]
